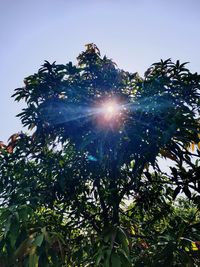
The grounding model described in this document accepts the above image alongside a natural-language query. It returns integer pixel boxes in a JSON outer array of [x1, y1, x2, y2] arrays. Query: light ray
[[39, 95, 173, 127]]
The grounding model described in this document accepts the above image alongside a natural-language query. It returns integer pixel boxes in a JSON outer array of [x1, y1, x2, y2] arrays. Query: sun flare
[[103, 101, 118, 118], [94, 99, 125, 129]]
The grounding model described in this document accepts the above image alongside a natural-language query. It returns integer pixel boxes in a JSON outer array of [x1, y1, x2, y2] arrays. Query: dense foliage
[[0, 44, 200, 266]]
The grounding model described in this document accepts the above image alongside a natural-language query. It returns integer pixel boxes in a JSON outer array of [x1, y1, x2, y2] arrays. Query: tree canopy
[[0, 43, 200, 266]]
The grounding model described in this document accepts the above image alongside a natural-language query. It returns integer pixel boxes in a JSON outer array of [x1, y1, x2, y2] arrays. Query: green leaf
[[173, 186, 181, 200], [29, 253, 39, 267], [111, 252, 121, 267], [117, 227, 129, 255], [183, 186, 191, 199], [4, 215, 11, 237], [9, 213, 20, 248], [95, 253, 103, 266], [118, 249, 131, 267], [34, 233, 44, 247]]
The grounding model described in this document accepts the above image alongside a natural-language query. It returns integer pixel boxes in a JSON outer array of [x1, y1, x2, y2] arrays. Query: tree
[[0, 43, 200, 266]]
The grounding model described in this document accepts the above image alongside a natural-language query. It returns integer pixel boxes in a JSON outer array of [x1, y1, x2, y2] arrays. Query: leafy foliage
[[0, 44, 200, 266]]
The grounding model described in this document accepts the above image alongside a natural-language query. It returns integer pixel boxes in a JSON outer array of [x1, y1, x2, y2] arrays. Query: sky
[[0, 0, 200, 142]]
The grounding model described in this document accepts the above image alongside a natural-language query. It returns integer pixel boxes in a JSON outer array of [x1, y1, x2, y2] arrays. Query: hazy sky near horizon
[[0, 0, 200, 142]]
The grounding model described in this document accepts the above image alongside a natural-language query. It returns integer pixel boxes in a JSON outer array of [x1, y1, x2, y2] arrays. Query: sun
[[93, 98, 125, 129], [104, 101, 118, 116], [101, 101, 119, 120]]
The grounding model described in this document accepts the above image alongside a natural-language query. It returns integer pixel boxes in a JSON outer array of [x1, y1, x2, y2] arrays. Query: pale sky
[[1, 0, 200, 142]]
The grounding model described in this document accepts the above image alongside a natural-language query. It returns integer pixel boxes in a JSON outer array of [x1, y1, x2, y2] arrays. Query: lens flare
[[94, 99, 124, 129], [102, 101, 118, 119]]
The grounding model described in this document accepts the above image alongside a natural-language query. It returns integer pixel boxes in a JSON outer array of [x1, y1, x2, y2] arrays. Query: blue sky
[[0, 0, 200, 142]]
